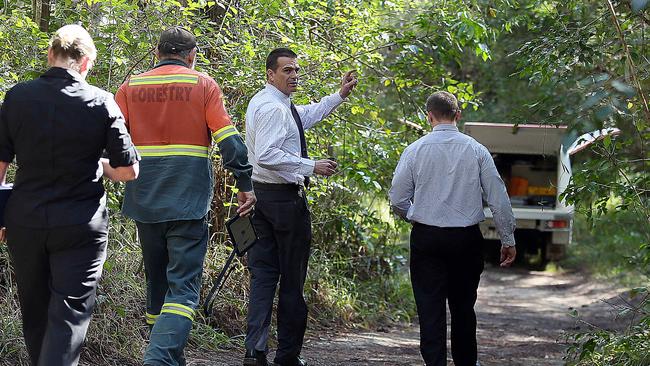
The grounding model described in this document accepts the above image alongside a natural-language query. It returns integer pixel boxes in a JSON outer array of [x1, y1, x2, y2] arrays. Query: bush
[[563, 210, 650, 366]]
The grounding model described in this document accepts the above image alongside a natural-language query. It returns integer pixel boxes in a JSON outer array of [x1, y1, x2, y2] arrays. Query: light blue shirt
[[389, 124, 516, 246], [245, 84, 344, 185]]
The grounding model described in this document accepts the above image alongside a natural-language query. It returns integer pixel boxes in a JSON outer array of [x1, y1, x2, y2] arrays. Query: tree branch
[[605, 0, 650, 128]]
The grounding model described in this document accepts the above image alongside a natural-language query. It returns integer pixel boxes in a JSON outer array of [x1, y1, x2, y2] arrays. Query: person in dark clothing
[[243, 48, 357, 366], [0, 24, 140, 366]]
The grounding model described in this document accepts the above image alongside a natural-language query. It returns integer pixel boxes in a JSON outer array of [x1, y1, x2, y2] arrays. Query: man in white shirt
[[243, 48, 357, 366], [389, 91, 516, 366]]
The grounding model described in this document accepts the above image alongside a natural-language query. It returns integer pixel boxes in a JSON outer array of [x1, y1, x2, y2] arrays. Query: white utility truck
[[463, 122, 614, 266]]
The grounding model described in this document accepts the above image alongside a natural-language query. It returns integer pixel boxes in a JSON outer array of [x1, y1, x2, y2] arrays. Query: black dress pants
[[6, 215, 108, 366], [410, 223, 484, 366], [245, 183, 311, 365]]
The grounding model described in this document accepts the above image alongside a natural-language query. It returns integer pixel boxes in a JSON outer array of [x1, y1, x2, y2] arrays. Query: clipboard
[[203, 214, 258, 317]]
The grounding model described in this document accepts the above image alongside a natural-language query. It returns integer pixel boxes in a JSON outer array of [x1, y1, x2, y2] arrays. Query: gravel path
[[185, 266, 634, 365]]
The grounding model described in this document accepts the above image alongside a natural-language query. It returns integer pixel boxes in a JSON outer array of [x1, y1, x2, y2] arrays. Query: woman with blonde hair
[[0, 24, 140, 365]]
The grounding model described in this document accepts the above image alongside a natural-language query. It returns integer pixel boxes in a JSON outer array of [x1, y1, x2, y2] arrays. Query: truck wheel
[[545, 240, 566, 262]]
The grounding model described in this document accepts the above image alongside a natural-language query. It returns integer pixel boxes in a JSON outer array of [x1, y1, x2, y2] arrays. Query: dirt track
[[187, 266, 633, 366]]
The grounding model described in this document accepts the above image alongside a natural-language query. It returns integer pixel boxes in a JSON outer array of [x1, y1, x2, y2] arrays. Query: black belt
[[253, 181, 304, 192], [412, 222, 479, 231]]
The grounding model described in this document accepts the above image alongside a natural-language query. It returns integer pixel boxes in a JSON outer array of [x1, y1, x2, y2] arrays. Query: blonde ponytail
[[49, 24, 96, 63]]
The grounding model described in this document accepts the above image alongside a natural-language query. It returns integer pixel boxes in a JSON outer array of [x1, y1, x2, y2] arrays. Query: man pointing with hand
[[243, 48, 357, 366]]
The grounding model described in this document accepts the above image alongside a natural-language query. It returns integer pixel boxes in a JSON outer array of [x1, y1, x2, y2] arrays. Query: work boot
[[243, 348, 269, 366]]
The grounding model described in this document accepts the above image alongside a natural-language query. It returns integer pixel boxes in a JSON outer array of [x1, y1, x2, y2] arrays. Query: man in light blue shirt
[[389, 91, 516, 366], [243, 48, 357, 366]]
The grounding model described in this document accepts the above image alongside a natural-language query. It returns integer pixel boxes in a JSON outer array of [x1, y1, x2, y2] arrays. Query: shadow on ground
[[184, 266, 636, 366]]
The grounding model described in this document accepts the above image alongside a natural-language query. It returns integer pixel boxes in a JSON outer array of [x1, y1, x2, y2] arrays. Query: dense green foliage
[[0, 0, 648, 364], [492, 1, 649, 365], [0, 0, 499, 363], [563, 211, 649, 365]]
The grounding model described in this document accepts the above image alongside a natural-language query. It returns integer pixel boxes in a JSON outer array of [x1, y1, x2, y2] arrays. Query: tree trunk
[[31, 0, 39, 25], [39, 0, 50, 32], [31, 0, 50, 32]]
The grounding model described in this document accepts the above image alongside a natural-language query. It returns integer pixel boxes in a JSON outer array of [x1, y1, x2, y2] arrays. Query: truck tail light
[[546, 220, 568, 229]]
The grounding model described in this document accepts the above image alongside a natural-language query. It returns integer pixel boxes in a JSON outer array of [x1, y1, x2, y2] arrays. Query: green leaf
[[595, 105, 615, 120], [583, 90, 608, 109], [579, 73, 610, 87], [603, 134, 611, 148], [611, 80, 636, 97]]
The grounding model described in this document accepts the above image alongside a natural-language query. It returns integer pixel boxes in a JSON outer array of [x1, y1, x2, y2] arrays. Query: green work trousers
[[136, 218, 208, 366]]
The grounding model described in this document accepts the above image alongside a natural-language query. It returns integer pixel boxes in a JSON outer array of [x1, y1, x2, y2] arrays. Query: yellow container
[[528, 186, 557, 196]]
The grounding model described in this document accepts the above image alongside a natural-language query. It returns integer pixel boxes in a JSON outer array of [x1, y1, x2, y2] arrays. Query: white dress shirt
[[389, 124, 516, 246], [245, 84, 344, 185]]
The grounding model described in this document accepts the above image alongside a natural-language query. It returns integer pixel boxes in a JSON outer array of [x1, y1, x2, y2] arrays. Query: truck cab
[[464, 122, 574, 265]]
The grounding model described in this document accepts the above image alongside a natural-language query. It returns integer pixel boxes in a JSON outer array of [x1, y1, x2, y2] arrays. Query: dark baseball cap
[[158, 26, 196, 54]]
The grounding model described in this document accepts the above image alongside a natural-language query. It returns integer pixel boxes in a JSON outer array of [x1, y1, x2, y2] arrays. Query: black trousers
[[410, 223, 484, 366], [6, 214, 108, 366], [245, 183, 311, 364]]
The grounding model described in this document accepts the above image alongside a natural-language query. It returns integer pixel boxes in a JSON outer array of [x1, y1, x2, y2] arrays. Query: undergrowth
[[563, 211, 650, 366], [0, 181, 414, 365]]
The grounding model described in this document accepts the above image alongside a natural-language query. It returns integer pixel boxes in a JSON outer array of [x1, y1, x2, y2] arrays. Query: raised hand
[[339, 70, 358, 99]]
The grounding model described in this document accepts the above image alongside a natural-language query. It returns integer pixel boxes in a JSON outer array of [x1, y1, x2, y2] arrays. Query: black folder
[[203, 214, 258, 316], [0, 185, 12, 227], [225, 214, 258, 256]]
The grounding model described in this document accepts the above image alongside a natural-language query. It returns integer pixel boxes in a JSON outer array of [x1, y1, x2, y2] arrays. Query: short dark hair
[[157, 26, 196, 60], [158, 27, 196, 53], [266, 48, 297, 71], [426, 91, 460, 120], [158, 48, 193, 60]]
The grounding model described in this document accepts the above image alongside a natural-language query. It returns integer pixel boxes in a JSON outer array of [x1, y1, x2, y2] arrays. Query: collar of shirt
[[264, 83, 292, 108], [41, 67, 85, 83], [154, 59, 190, 69], [432, 123, 459, 132]]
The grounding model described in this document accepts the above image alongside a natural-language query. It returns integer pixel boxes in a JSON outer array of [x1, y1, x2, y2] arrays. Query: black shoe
[[243, 348, 269, 366], [272, 357, 307, 366]]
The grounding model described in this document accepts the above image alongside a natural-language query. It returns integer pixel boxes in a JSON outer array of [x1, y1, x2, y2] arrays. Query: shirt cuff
[[236, 175, 253, 192], [108, 146, 141, 168], [299, 158, 315, 177], [0, 149, 14, 163], [390, 204, 411, 221], [331, 91, 345, 104], [500, 233, 516, 247]]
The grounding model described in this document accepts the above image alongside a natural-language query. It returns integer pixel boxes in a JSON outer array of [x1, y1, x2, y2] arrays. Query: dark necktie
[[290, 102, 310, 187]]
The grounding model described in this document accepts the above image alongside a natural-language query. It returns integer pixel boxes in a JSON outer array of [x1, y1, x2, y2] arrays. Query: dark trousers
[[410, 223, 484, 366], [6, 215, 108, 366], [245, 183, 311, 364], [136, 218, 208, 366]]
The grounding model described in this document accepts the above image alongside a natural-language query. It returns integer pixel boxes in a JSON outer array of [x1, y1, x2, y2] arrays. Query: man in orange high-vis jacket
[[115, 26, 255, 366]]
